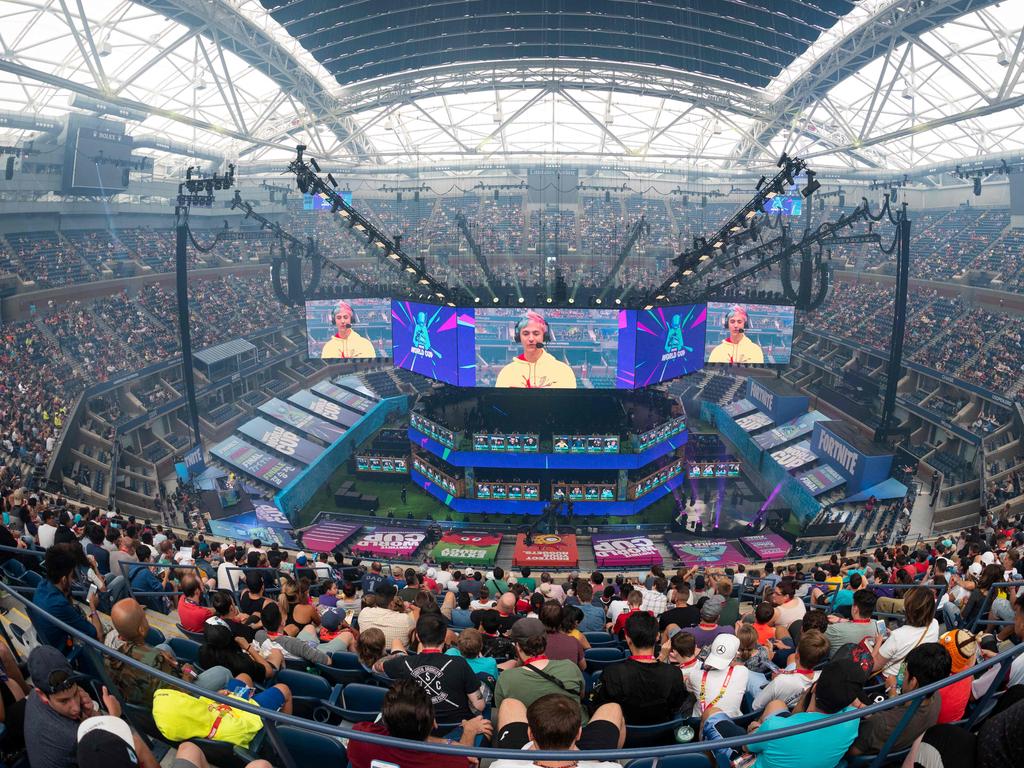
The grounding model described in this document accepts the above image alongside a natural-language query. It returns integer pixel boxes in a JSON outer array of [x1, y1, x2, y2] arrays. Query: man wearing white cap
[[682, 633, 748, 719]]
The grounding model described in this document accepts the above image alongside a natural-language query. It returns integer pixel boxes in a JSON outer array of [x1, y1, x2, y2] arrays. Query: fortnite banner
[[288, 390, 361, 427], [770, 439, 818, 472], [301, 519, 361, 553], [430, 532, 501, 565], [753, 411, 829, 451], [349, 528, 427, 558], [592, 533, 663, 568], [740, 533, 792, 560], [809, 421, 893, 494], [722, 399, 757, 418], [746, 378, 810, 426], [796, 464, 847, 496], [210, 435, 301, 489], [512, 533, 579, 567], [238, 417, 325, 465], [666, 536, 748, 567], [259, 398, 347, 444], [312, 380, 372, 413], [736, 411, 773, 432]]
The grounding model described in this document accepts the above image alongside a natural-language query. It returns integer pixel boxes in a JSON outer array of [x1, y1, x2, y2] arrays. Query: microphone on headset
[[338, 323, 352, 329], [535, 342, 545, 349]]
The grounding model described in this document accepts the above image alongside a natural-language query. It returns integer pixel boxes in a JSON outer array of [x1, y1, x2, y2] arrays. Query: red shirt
[[348, 721, 470, 768], [614, 608, 651, 635], [177, 595, 214, 632], [937, 676, 972, 724]]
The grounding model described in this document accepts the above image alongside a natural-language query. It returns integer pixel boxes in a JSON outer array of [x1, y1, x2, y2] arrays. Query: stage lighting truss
[[287, 145, 454, 302], [642, 153, 806, 306]]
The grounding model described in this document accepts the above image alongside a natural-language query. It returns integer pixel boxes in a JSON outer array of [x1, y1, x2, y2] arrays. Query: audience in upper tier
[[2, 488, 1023, 768]]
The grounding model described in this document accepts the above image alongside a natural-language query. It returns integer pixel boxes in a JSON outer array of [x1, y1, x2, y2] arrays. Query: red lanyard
[[699, 667, 735, 712], [679, 658, 699, 669], [630, 654, 656, 661], [420, 648, 443, 654], [788, 668, 815, 677], [523, 655, 548, 665]]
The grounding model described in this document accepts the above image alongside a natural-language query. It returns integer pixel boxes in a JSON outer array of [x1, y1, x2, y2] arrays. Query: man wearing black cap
[[24, 645, 158, 768]]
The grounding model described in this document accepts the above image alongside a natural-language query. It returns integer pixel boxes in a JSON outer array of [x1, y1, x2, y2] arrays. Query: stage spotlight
[[595, 297, 603, 305], [492, 296, 500, 303], [546, 297, 553, 303], [801, 170, 820, 198], [518, 296, 525, 303], [614, 298, 621, 305], [973, 177, 982, 196], [568, 297, 575, 304], [474, 296, 480, 303]]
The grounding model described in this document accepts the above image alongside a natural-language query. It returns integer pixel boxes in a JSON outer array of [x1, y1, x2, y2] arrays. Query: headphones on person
[[513, 315, 552, 343], [723, 307, 749, 332], [333, 304, 358, 327]]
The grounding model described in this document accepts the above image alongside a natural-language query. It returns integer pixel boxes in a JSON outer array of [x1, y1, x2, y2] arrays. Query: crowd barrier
[[1, 568, 1021, 768]]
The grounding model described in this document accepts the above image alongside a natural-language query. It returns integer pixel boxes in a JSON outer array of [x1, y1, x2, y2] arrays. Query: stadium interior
[[1, 2, 1024, 768]]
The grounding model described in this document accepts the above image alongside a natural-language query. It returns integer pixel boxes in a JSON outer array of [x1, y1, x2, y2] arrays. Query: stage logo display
[[300, 519, 361, 553], [740, 533, 792, 560], [258, 398, 346, 444], [210, 435, 300, 489], [592, 533, 663, 567], [619, 304, 707, 388], [305, 298, 392, 360], [391, 300, 464, 386], [349, 528, 426, 558], [430, 532, 501, 565], [238, 417, 324, 465], [512, 533, 579, 567], [666, 536, 748, 567]]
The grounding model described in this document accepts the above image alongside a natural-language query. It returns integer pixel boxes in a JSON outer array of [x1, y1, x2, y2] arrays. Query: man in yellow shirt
[[320, 300, 376, 359], [707, 305, 764, 364], [495, 311, 576, 389]]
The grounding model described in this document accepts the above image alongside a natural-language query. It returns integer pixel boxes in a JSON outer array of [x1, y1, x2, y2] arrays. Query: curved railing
[[1, 576, 1020, 768]]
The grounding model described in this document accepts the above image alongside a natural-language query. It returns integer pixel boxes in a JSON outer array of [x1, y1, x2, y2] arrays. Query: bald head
[[497, 592, 516, 614], [110, 598, 147, 642]]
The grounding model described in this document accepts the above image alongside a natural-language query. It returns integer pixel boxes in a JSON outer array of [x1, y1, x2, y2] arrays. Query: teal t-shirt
[[445, 647, 498, 679], [831, 588, 854, 609], [749, 709, 859, 768]]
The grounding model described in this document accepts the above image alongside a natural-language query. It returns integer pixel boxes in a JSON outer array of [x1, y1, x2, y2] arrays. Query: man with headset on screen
[[707, 305, 765, 364], [320, 300, 377, 359], [495, 310, 577, 389]]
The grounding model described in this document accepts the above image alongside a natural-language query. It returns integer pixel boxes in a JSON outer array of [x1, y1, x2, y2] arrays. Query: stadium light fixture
[[614, 298, 621, 305], [643, 304, 653, 311], [595, 298, 603, 305], [405, 266, 417, 273], [518, 297, 525, 303], [568, 297, 575, 304], [492, 297, 500, 304], [546, 297, 553, 303], [474, 296, 480, 303]]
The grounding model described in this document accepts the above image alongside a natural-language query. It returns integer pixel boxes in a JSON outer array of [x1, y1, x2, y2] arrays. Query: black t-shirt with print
[[382, 651, 479, 723], [590, 658, 688, 725], [659, 605, 700, 631]]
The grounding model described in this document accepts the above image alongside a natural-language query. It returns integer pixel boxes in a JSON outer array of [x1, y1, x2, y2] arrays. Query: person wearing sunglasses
[[24, 645, 159, 768]]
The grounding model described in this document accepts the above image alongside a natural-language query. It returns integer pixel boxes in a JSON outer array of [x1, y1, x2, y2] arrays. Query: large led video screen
[[305, 299, 391, 359], [474, 307, 618, 389], [619, 304, 707, 388], [391, 300, 473, 386], [703, 302, 794, 365]]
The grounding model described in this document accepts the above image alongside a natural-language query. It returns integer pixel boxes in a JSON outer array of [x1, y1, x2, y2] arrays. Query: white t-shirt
[[684, 663, 749, 718], [606, 599, 629, 626], [489, 742, 621, 768], [1007, 652, 1024, 688], [37, 523, 57, 549], [878, 619, 940, 677], [752, 669, 819, 711], [435, 571, 452, 587], [216, 561, 243, 591]]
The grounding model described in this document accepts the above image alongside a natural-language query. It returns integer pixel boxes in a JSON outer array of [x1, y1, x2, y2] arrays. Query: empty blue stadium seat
[[168, 637, 200, 664], [583, 647, 626, 672], [328, 683, 386, 722], [274, 725, 347, 764]]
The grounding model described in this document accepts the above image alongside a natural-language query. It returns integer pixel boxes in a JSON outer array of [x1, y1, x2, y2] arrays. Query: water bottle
[[675, 723, 695, 743]]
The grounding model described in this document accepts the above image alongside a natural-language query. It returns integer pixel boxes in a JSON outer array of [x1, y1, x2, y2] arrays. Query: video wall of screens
[[629, 458, 685, 498], [688, 461, 741, 479], [305, 299, 392, 360], [762, 195, 802, 216], [553, 482, 616, 502], [704, 302, 795, 365], [409, 413, 457, 448], [472, 433, 540, 452], [309, 297, 795, 386], [411, 455, 461, 496], [476, 481, 540, 500], [637, 417, 687, 450], [355, 455, 408, 474], [617, 305, 707, 388], [391, 300, 474, 386], [553, 435, 620, 454]]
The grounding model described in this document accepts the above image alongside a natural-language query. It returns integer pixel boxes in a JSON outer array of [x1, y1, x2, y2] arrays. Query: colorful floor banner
[[300, 519, 362, 553], [739, 533, 792, 560], [512, 533, 578, 568], [207, 514, 299, 549], [666, 536, 748, 567], [430, 532, 501, 565], [591, 533, 663, 568], [349, 528, 427, 559]]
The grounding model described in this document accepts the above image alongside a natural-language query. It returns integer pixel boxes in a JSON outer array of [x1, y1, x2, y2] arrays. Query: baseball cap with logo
[[321, 609, 345, 631], [77, 716, 136, 768], [968, 562, 983, 577], [703, 633, 740, 670], [28, 646, 89, 695]]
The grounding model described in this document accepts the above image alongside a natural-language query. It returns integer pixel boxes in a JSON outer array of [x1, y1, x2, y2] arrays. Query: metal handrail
[[1, 581, 1020, 768]]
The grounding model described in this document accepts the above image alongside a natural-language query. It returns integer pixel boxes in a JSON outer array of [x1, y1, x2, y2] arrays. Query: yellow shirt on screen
[[707, 334, 765, 364], [321, 331, 377, 359], [495, 351, 577, 389]]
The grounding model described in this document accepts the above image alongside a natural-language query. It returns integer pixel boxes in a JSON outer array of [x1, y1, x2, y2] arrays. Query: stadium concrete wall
[[276, 394, 409, 521]]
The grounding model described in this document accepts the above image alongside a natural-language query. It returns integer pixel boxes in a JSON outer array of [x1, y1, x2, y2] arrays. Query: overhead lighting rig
[[288, 145, 455, 303]]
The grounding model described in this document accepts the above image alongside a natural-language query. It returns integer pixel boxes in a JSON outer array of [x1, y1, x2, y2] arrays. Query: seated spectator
[[176, 574, 213, 633], [25, 645, 159, 768], [611, 590, 646, 635], [826, 589, 878, 656], [688, 595, 735, 648], [715, 578, 740, 626], [279, 576, 319, 636], [849, 642, 952, 755], [751, 630, 830, 711], [491, 694, 625, 765], [539, 600, 585, 669], [660, 584, 699, 632], [573, 582, 607, 633], [83, 524, 110, 576], [538, 572, 565, 603], [104, 598, 232, 704], [591, 612, 686, 725], [238, 571, 271, 615], [445, 627, 500, 678], [735, 624, 779, 688], [32, 544, 105, 653], [127, 544, 173, 614], [476, 609, 518, 660], [0, 636, 29, 755], [682, 633, 748, 718], [254, 602, 332, 666], [936, 630, 979, 724], [376, 614, 484, 725], [316, 609, 356, 652], [751, 600, 776, 646], [347, 679, 492, 768], [357, 586, 415, 648], [198, 622, 281, 684], [209, 590, 258, 642], [871, 587, 940, 689], [356, 627, 389, 670], [494, 618, 585, 712], [769, 581, 807, 638]]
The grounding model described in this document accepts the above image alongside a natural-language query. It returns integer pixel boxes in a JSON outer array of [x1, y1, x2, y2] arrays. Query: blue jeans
[[939, 602, 961, 630]]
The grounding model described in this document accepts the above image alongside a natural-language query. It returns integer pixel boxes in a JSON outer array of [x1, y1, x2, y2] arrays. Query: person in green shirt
[[486, 566, 510, 597], [515, 567, 536, 592], [493, 618, 586, 721]]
